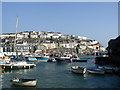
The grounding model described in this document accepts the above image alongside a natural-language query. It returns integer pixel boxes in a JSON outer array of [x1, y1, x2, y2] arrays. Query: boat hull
[[98, 66, 114, 73], [13, 81, 37, 87], [47, 58, 56, 62], [72, 59, 87, 62], [55, 58, 71, 63], [1, 64, 35, 70], [71, 66, 87, 74], [39, 57, 55, 62], [26, 57, 51, 62], [38, 59, 48, 62], [12, 79, 37, 87], [26, 57, 38, 61], [87, 68, 105, 74]]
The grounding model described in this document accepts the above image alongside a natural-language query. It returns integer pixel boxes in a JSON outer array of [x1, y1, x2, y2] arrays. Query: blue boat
[[38, 53, 55, 62], [11, 55, 27, 61], [40, 53, 50, 59], [98, 66, 114, 73], [25, 56, 55, 62], [38, 59, 48, 62], [87, 68, 105, 74], [27, 57, 38, 61], [25, 56, 42, 62]]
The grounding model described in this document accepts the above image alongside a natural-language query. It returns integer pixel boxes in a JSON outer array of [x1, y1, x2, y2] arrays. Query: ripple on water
[[1, 56, 120, 88]]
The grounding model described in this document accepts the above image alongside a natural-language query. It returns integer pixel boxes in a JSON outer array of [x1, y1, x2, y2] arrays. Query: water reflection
[[0, 74, 3, 89], [83, 73, 88, 80], [2, 68, 35, 74], [11, 85, 37, 90], [1, 55, 120, 88]]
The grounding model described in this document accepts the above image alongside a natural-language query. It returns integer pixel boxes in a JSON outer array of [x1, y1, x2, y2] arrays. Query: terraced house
[[0, 31, 104, 55]]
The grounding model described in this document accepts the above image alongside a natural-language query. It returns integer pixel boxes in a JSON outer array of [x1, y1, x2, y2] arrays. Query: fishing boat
[[72, 59, 87, 62], [39, 53, 55, 62], [47, 58, 56, 62], [10, 77, 37, 87], [1, 61, 36, 70], [41, 53, 50, 59], [87, 68, 105, 74], [71, 66, 87, 74], [25, 57, 38, 62], [70, 54, 79, 62], [11, 55, 27, 61], [55, 56, 71, 63], [55, 53, 72, 63], [71, 54, 87, 62], [24, 53, 42, 62]]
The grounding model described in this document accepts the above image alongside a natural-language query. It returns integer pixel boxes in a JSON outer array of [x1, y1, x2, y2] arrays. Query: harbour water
[[1, 55, 120, 89]]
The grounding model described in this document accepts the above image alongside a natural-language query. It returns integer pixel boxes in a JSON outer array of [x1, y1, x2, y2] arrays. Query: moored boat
[[55, 53, 72, 63], [71, 54, 87, 62], [55, 57, 71, 63], [70, 54, 79, 62], [87, 68, 105, 74], [71, 66, 87, 74], [72, 59, 87, 62], [98, 66, 114, 73], [3, 56, 11, 61], [47, 58, 56, 62], [10, 77, 37, 87], [1, 61, 36, 70], [36, 53, 55, 62], [0, 55, 11, 64], [25, 57, 38, 62], [41, 54, 50, 60]]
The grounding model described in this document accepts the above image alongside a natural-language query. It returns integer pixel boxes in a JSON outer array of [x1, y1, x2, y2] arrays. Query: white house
[[17, 34, 24, 39], [52, 34, 60, 39], [1, 33, 15, 38], [90, 40, 98, 45]]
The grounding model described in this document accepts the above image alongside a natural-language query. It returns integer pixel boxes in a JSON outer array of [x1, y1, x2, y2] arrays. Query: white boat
[[10, 78, 37, 87], [1, 61, 36, 70], [71, 66, 87, 74], [55, 53, 72, 63], [70, 54, 88, 62]]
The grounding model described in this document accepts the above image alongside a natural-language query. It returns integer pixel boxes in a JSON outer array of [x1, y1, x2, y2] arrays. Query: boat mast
[[14, 16, 19, 55]]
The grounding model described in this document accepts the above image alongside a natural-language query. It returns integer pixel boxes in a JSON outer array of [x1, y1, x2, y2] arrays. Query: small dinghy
[[71, 66, 87, 74], [10, 77, 37, 87], [87, 68, 105, 74]]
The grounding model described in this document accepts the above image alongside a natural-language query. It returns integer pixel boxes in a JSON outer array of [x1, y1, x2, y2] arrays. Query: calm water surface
[[1, 55, 120, 89]]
